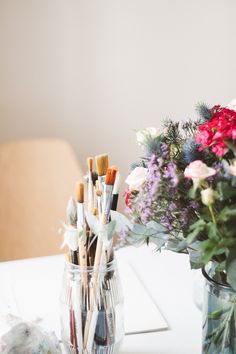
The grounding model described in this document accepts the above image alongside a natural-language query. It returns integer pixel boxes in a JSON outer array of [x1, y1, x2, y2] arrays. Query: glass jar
[[60, 258, 124, 354], [202, 263, 236, 354]]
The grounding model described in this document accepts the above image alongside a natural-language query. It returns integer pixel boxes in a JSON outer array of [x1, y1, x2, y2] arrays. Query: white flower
[[125, 167, 148, 191], [136, 127, 160, 146], [227, 99, 236, 112], [201, 188, 214, 206], [184, 160, 216, 180], [228, 160, 236, 176]]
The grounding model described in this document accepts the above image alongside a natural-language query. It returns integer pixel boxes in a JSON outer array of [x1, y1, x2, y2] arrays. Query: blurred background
[[0, 0, 236, 259]]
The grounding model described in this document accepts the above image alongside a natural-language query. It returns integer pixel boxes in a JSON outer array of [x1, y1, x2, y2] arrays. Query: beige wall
[[1, 0, 236, 180]]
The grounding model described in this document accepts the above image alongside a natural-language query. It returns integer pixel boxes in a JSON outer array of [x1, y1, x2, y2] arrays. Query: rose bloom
[[201, 188, 214, 206], [184, 160, 216, 180], [125, 167, 148, 191]]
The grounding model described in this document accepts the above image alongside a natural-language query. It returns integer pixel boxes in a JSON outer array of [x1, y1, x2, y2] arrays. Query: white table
[[0, 246, 202, 354]]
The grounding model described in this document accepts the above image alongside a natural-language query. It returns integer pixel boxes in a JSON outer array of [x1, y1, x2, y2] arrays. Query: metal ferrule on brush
[[102, 184, 114, 223]]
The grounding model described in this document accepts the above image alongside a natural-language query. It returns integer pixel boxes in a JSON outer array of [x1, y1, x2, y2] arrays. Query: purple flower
[[135, 154, 162, 224], [179, 208, 189, 228], [160, 215, 173, 230], [160, 142, 169, 159], [168, 202, 177, 212], [163, 161, 178, 187], [189, 200, 199, 210]]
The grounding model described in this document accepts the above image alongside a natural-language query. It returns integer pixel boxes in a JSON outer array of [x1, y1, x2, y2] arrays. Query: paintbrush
[[95, 154, 109, 194], [111, 170, 121, 211], [87, 157, 94, 214], [95, 180, 103, 221], [102, 168, 117, 224], [76, 182, 87, 270], [66, 197, 79, 265]]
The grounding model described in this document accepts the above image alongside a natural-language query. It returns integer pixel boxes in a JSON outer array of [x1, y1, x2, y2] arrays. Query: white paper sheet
[[117, 258, 168, 334]]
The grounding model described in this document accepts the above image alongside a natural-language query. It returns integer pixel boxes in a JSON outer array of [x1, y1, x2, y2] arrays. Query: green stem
[[209, 205, 216, 224]]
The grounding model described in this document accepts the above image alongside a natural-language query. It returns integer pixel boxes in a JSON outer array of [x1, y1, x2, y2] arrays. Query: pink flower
[[184, 160, 216, 180], [195, 130, 211, 147], [211, 143, 228, 157]]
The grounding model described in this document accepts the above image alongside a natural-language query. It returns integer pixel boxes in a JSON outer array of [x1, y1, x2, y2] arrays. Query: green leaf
[[226, 246, 236, 290], [216, 182, 235, 201], [189, 219, 206, 231], [186, 219, 206, 244], [219, 205, 236, 222], [200, 239, 219, 264], [215, 261, 226, 273], [189, 248, 203, 269], [207, 222, 219, 239]]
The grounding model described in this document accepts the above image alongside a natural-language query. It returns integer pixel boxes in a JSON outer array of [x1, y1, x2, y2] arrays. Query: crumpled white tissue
[[0, 314, 62, 354]]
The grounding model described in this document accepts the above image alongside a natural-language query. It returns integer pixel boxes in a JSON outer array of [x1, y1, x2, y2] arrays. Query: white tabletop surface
[[0, 245, 202, 354]]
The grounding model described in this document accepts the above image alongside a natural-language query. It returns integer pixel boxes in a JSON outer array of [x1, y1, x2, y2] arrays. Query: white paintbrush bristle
[[113, 171, 121, 195]]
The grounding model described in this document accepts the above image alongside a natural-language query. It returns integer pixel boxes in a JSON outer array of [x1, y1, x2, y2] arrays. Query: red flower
[[124, 190, 132, 209], [195, 105, 236, 157]]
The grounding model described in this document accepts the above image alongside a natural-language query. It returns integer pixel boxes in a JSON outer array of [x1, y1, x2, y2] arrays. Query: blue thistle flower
[[182, 138, 204, 165], [130, 160, 147, 171], [196, 102, 212, 122], [144, 135, 162, 156]]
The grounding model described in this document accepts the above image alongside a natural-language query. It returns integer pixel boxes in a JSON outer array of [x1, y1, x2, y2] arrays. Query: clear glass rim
[[202, 265, 235, 292], [64, 257, 117, 274]]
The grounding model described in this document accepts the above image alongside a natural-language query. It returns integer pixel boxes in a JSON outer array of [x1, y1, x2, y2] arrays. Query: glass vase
[[60, 257, 124, 354], [202, 263, 236, 354]]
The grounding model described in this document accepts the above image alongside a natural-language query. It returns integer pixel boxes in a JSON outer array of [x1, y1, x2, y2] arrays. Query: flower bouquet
[[124, 100, 236, 353]]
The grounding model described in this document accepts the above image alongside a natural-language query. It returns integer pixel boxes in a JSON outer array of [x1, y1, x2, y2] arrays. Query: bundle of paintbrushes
[[60, 154, 124, 354]]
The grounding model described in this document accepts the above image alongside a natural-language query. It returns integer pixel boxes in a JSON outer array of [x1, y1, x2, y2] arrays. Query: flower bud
[[201, 188, 214, 206]]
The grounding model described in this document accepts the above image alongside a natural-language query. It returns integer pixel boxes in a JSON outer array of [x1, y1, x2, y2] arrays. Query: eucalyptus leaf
[[99, 220, 116, 244], [132, 223, 147, 235], [189, 248, 203, 269], [146, 220, 167, 233], [166, 239, 188, 252], [110, 210, 133, 232], [150, 233, 168, 249], [126, 231, 146, 246]]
